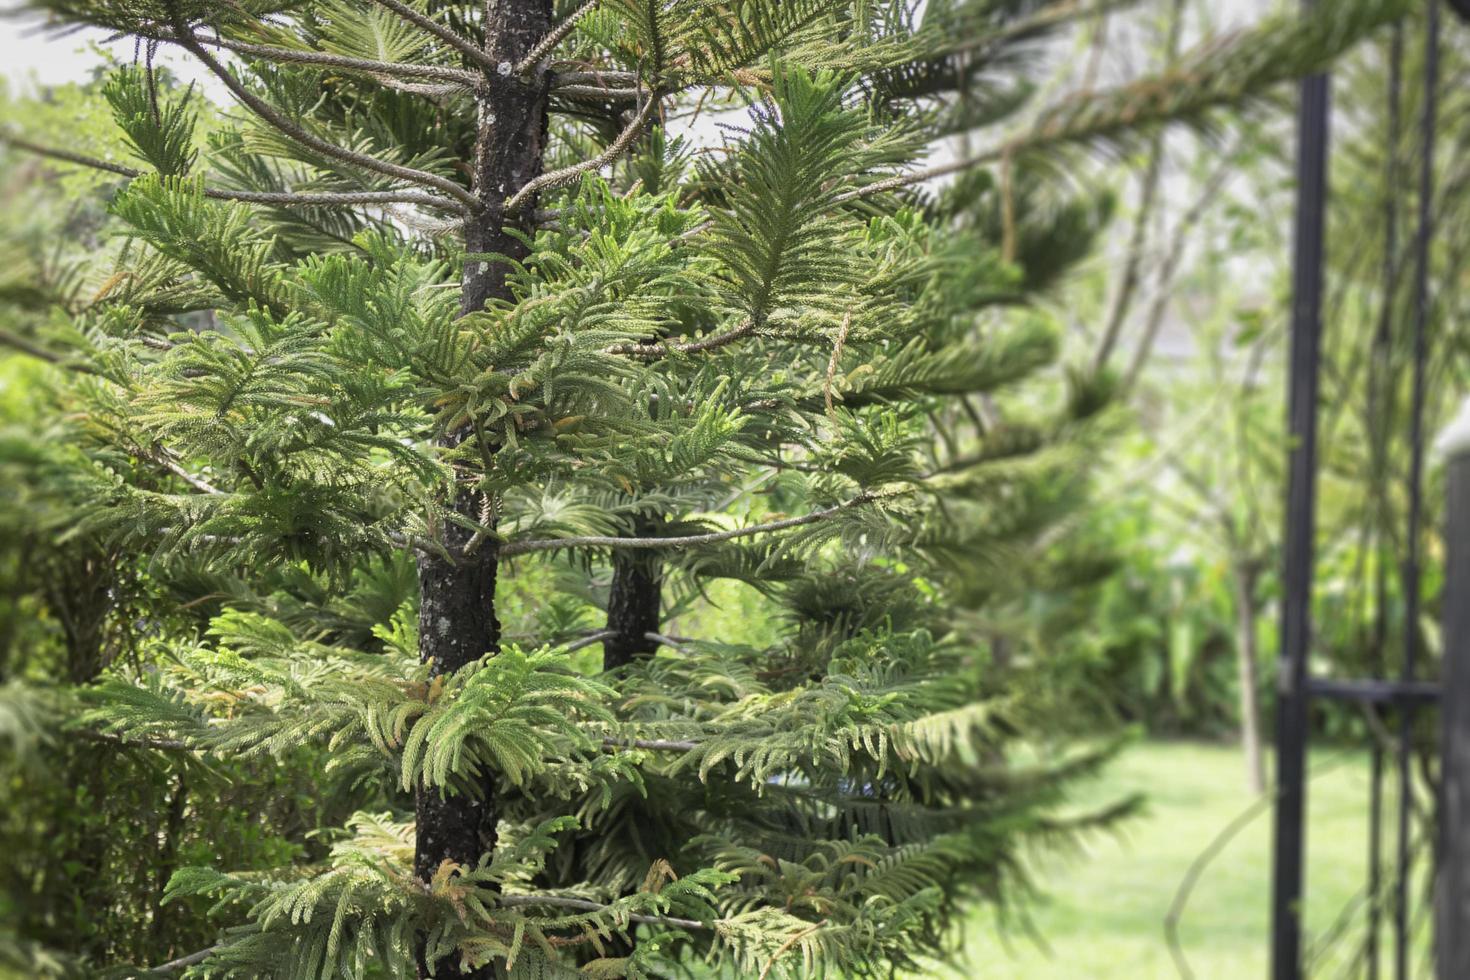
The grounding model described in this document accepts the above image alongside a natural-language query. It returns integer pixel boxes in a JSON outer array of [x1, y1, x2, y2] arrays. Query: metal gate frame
[[1268, 2, 1449, 978]]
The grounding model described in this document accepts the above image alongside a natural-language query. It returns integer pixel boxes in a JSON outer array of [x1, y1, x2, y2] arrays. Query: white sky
[[2, 15, 214, 93]]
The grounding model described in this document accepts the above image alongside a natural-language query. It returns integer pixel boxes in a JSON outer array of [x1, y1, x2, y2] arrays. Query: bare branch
[[1091, 0, 1184, 374], [172, 32, 482, 210], [563, 629, 617, 652], [1120, 162, 1233, 392], [366, 0, 499, 73], [504, 92, 658, 212], [515, 0, 600, 73], [149, 944, 222, 973]]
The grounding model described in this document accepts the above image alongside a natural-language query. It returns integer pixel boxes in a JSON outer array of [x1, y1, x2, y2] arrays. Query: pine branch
[[497, 893, 708, 929], [0, 329, 231, 498], [758, 920, 827, 980], [835, 0, 1405, 205], [77, 729, 193, 752], [499, 491, 882, 556], [187, 33, 479, 88], [928, 0, 1129, 62], [366, 0, 500, 73], [1, 130, 469, 212], [553, 70, 640, 87], [604, 317, 755, 358], [832, 153, 991, 204], [600, 735, 699, 752], [504, 92, 658, 212], [171, 30, 482, 210], [554, 84, 642, 103], [515, 0, 601, 73], [0, 325, 78, 366]]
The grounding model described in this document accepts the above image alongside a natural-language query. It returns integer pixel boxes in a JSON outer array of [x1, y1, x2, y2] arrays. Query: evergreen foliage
[[0, 0, 1406, 975]]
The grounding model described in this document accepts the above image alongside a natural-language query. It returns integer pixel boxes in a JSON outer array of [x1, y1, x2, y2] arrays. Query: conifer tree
[[1, 0, 1406, 975]]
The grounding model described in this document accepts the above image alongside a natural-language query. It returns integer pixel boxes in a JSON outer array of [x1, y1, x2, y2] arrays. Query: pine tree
[[0, 0, 1406, 976]]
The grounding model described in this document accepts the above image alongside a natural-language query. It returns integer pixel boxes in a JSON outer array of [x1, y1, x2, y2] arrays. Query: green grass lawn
[[926, 740, 1428, 979]]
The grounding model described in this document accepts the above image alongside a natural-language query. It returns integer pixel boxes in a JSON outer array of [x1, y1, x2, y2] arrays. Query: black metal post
[[1397, 7, 1439, 976], [1368, 22, 1405, 977], [1437, 409, 1470, 977], [1269, 9, 1330, 977]]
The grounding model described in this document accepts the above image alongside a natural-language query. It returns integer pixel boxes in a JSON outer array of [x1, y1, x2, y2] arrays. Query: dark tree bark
[[413, 2, 552, 976], [602, 546, 663, 672], [48, 549, 116, 683]]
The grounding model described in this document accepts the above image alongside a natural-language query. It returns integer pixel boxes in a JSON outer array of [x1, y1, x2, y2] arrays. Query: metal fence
[[1268, 2, 1467, 977]]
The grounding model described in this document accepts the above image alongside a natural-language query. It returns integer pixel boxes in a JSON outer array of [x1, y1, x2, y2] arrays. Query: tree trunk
[[414, 2, 551, 976], [1232, 561, 1266, 795], [602, 541, 663, 672]]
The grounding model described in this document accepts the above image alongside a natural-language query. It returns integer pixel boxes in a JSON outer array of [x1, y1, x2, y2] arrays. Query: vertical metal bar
[[1436, 405, 1470, 977], [1368, 25, 1405, 979], [1372, 747, 1386, 975], [1397, 7, 1439, 976], [1270, 6, 1330, 976]]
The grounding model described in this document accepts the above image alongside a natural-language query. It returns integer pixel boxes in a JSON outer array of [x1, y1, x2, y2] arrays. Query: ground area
[[927, 740, 1425, 979]]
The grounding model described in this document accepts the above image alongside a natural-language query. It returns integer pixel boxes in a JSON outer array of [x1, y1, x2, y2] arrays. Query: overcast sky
[[2, 15, 214, 92]]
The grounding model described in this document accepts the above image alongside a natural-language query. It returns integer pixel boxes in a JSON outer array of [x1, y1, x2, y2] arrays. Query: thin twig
[[1164, 753, 1358, 979]]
